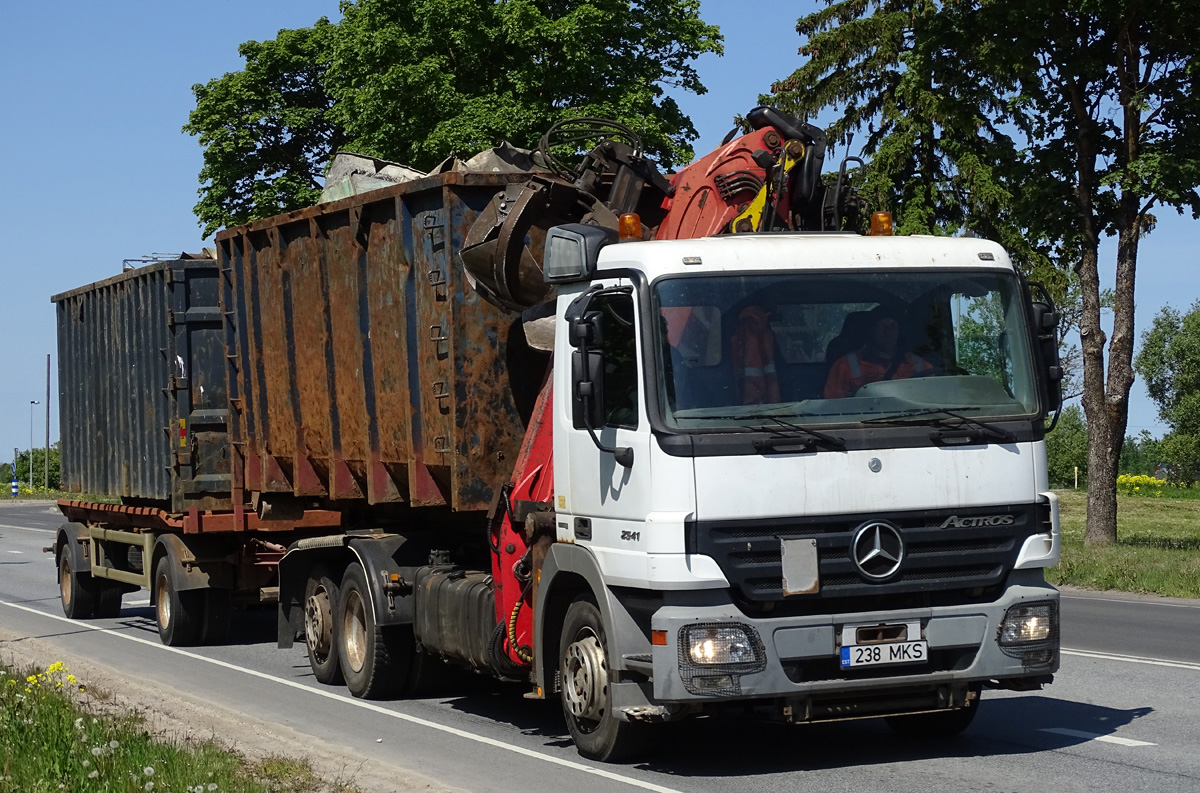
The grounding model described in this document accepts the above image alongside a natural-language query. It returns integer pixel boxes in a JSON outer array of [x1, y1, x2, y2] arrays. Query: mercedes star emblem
[[850, 521, 905, 580]]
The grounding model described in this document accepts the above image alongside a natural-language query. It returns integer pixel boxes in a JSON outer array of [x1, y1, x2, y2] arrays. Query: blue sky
[[0, 1, 1194, 465]]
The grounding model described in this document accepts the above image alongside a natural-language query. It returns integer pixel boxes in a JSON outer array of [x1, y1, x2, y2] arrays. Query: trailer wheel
[[59, 550, 96, 619], [885, 686, 982, 739], [559, 596, 650, 762], [337, 564, 407, 699], [304, 568, 343, 685], [154, 556, 203, 647]]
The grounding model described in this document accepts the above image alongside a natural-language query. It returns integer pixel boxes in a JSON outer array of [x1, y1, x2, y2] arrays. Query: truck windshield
[[652, 270, 1040, 430]]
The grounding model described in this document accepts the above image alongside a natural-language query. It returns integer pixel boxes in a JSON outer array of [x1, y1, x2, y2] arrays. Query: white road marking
[[1063, 648, 1200, 672], [126, 599, 150, 606], [6, 550, 22, 554], [0, 523, 56, 534], [1061, 593, 1200, 610], [0, 599, 685, 793], [1038, 727, 1156, 747]]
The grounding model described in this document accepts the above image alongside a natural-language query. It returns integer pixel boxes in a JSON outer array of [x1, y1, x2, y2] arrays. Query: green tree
[[773, 0, 1200, 544], [1046, 404, 1088, 489], [1135, 302, 1200, 483], [184, 22, 342, 236], [15, 444, 61, 491], [185, 0, 722, 235], [1119, 430, 1161, 477]]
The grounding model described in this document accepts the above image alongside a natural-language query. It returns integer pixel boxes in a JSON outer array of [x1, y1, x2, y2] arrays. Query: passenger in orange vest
[[823, 305, 931, 399], [732, 305, 780, 405]]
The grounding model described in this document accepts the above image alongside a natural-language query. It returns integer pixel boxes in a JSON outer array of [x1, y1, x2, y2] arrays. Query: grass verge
[[1047, 489, 1200, 598], [0, 662, 358, 793], [0, 490, 120, 504]]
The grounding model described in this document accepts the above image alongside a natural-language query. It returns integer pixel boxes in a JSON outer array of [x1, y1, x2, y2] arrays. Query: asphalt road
[[2, 501, 1198, 793]]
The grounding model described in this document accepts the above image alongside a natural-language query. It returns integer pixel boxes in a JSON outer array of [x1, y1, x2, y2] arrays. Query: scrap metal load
[[460, 107, 864, 312]]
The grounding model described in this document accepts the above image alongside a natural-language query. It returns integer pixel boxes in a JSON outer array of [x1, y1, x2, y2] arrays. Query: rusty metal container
[[216, 172, 541, 513], [53, 257, 230, 512]]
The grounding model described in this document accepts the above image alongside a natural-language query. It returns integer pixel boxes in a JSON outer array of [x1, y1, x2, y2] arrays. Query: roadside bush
[[1116, 474, 1164, 497]]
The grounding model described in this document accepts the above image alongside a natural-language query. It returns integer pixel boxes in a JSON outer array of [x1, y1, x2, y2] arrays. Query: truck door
[[560, 286, 657, 572]]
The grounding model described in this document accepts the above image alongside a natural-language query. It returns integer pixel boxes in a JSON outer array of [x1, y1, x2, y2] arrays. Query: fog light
[[690, 675, 734, 691], [1000, 602, 1056, 645], [682, 625, 761, 666]]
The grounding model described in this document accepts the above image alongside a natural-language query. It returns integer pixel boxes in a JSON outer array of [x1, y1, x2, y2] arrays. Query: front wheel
[[559, 597, 653, 762]]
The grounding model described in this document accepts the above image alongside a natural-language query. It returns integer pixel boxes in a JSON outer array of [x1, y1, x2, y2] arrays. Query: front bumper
[[649, 579, 1059, 707]]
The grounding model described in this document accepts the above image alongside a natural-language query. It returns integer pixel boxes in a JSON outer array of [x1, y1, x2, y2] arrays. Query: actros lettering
[[939, 514, 1015, 529]]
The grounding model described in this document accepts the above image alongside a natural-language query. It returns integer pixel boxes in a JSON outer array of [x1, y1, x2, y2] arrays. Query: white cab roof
[[595, 233, 1014, 282]]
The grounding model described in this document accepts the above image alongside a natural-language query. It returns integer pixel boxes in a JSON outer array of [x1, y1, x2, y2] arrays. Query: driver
[[823, 305, 931, 398]]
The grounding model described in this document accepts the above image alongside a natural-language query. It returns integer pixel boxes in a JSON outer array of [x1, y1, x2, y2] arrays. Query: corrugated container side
[[218, 172, 540, 513], [53, 260, 230, 512]]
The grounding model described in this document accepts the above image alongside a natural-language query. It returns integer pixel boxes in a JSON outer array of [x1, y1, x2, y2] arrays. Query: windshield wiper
[[693, 413, 846, 451], [862, 407, 1016, 443]]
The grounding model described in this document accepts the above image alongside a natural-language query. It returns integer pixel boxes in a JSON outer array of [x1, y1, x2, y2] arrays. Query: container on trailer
[[215, 171, 546, 516], [52, 256, 230, 513]]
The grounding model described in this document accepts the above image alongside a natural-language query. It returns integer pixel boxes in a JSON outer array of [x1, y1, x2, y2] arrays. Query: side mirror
[[1030, 299, 1063, 422], [572, 312, 606, 430], [563, 289, 635, 468]]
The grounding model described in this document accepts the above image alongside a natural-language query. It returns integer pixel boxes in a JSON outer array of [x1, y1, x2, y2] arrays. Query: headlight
[[686, 625, 757, 665], [1000, 602, 1056, 645], [680, 624, 763, 666]]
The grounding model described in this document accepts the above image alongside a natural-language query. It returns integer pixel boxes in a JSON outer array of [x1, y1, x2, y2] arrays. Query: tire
[[154, 556, 203, 647], [201, 588, 233, 645], [885, 687, 982, 738], [304, 569, 343, 685], [336, 564, 407, 699], [559, 596, 653, 763], [59, 548, 96, 619]]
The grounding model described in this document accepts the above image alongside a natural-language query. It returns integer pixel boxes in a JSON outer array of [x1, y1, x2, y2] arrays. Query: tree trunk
[[1083, 14, 1143, 546], [1063, 59, 1117, 546], [1078, 233, 1115, 546]]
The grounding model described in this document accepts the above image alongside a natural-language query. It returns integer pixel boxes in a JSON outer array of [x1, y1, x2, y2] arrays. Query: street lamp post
[[29, 400, 39, 493]]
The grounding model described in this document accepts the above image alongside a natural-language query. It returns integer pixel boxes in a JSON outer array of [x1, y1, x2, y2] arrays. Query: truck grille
[[688, 503, 1043, 611]]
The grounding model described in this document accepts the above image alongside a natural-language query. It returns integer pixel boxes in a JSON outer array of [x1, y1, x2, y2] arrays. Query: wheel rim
[[562, 628, 607, 723], [342, 589, 368, 674], [156, 572, 171, 631], [60, 558, 72, 607], [305, 585, 333, 660]]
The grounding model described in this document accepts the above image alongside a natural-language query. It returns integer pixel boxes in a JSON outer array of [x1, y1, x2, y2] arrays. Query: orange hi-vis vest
[[732, 306, 780, 404], [823, 350, 931, 399]]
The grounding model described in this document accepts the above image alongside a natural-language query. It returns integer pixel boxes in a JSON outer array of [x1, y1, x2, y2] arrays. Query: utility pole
[[29, 400, 39, 493], [45, 354, 50, 490]]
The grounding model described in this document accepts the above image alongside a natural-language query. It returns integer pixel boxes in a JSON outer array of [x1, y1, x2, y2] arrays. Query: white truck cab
[[540, 228, 1061, 753]]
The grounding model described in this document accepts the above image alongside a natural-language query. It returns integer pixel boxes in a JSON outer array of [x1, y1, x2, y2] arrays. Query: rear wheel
[[59, 549, 96, 619], [337, 564, 406, 699], [559, 596, 652, 762], [154, 556, 203, 647], [885, 687, 982, 738], [304, 568, 343, 685]]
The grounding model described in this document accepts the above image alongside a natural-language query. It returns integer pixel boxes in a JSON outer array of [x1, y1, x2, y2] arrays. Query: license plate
[[840, 640, 928, 668]]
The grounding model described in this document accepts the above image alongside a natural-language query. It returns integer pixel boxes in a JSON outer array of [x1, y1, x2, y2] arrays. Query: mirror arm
[[579, 389, 635, 468]]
